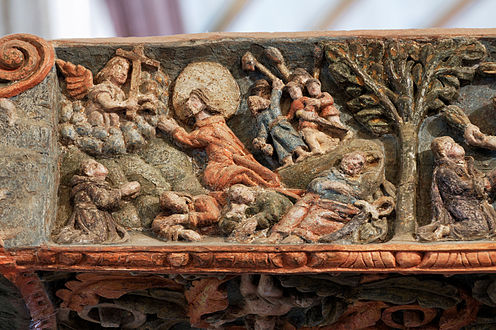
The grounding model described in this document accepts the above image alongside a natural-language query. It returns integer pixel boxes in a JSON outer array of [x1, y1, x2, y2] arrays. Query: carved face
[[244, 59, 255, 71], [248, 96, 271, 115], [306, 81, 321, 97], [109, 59, 130, 85], [82, 160, 108, 179], [229, 184, 256, 205], [186, 94, 206, 116], [432, 136, 465, 161], [445, 140, 465, 160], [340, 152, 366, 176], [287, 85, 303, 100]]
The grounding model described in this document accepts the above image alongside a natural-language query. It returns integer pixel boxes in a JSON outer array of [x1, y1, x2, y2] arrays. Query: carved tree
[[324, 38, 486, 240]]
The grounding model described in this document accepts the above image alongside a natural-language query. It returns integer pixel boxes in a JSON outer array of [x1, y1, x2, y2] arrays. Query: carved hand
[[261, 143, 274, 156], [321, 180, 354, 195], [464, 123, 486, 147], [272, 78, 284, 90], [298, 110, 318, 121], [138, 93, 157, 103], [252, 137, 265, 149], [157, 116, 179, 134], [125, 98, 139, 110], [306, 98, 321, 107]]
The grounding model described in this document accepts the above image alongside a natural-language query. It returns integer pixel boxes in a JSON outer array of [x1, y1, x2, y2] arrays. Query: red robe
[[172, 115, 281, 191], [288, 92, 338, 130]]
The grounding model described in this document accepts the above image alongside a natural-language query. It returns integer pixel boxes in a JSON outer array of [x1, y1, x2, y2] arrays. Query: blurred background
[[0, 0, 495, 39]]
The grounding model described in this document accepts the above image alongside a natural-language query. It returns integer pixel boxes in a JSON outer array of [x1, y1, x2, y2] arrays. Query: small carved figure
[[417, 136, 496, 241], [218, 184, 293, 243], [287, 78, 351, 155], [248, 79, 309, 168], [268, 151, 394, 243], [54, 159, 141, 244], [158, 89, 281, 191], [152, 191, 221, 242]]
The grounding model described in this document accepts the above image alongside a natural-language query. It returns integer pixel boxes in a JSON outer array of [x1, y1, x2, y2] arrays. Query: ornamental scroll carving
[[0, 34, 55, 98]]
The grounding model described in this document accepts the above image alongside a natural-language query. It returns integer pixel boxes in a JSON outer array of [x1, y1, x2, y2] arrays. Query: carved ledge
[[4, 243, 496, 274]]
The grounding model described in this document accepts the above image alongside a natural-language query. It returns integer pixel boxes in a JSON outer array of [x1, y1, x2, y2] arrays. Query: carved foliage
[[325, 38, 485, 134], [184, 277, 230, 328], [56, 273, 183, 312]]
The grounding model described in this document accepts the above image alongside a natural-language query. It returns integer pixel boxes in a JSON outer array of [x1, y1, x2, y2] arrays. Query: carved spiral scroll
[[0, 34, 55, 98]]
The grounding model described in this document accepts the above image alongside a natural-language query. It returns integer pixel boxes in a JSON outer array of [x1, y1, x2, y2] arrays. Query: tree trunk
[[393, 122, 418, 241]]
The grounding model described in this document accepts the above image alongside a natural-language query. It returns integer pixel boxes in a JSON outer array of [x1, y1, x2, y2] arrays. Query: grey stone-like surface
[[0, 69, 59, 247], [54, 137, 205, 233]]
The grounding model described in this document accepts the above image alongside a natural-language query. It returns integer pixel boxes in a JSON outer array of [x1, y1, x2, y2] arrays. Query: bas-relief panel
[[5, 31, 496, 330], [46, 36, 496, 247]]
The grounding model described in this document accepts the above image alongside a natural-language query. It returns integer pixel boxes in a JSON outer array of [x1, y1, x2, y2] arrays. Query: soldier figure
[[248, 79, 309, 168]]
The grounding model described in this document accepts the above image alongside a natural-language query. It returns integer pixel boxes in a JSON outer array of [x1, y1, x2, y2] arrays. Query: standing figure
[[287, 78, 351, 155], [417, 136, 496, 241], [158, 89, 281, 191], [54, 159, 141, 244], [152, 191, 221, 242], [248, 79, 309, 168]]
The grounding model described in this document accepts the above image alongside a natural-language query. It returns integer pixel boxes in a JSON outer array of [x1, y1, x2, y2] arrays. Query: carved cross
[[115, 45, 160, 118]]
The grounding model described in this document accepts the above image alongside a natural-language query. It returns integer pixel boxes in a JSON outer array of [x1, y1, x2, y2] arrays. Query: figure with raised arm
[[158, 89, 281, 191], [248, 79, 309, 168]]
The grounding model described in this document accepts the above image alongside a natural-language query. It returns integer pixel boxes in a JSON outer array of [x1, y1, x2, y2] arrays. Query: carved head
[[95, 56, 130, 86], [285, 81, 303, 100], [305, 78, 322, 97], [431, 136, 465, 161], [80, 159, 108, 179], [160, 191, 193, 213], [250, 79, 271, 99], [247, 79, 272, 115], [186, 89, 221, 118], [340, 152, 366, 176], [228, 184, 256, 205], [289, 68, 312, 86]]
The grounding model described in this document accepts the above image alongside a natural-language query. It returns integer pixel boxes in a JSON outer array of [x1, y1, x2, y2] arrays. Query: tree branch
[[333, 46, 403, 125]]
